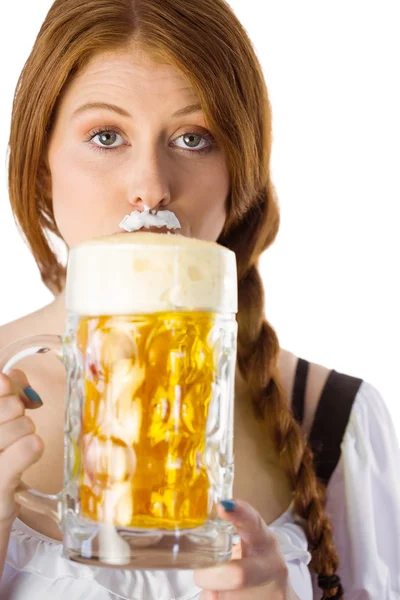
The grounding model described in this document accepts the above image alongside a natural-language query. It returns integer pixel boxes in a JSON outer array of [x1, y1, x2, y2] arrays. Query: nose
[[127, 150, 171, 212]]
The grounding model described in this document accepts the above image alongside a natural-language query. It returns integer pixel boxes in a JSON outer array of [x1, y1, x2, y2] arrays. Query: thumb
[[218, 499, 272, 557], [7, 368, 43, 409]]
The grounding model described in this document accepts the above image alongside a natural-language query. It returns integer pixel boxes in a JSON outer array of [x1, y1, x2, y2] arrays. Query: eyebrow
[[171, 102, 203, 118], [72, 101, 203, 119]]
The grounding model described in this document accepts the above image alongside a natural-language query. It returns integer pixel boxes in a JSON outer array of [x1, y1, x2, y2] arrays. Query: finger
[[217, 499, 273, 555], [0, 394, 25, 424], [0, 369, 31, 396], [0, 370, 43, 410], [0, 373, 15, 396], [0, 433, 44, 490], [194, 553, 286, 591], [0, 415, 36, 451]]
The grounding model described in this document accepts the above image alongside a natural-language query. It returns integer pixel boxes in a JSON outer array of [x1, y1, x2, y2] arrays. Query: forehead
[[61, 46, 199, 110]]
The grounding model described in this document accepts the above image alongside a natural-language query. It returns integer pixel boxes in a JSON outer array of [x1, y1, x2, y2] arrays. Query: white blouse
[[314, 381, 400, 599], [1, 379, 399, 599]]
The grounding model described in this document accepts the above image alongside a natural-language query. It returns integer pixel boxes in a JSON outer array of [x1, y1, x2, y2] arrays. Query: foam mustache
[[119, 206, 181, 232]]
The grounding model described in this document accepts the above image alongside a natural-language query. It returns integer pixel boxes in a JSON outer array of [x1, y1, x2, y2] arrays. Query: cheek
[[187, 163, 229, 241], [49, 147, 121, 246]]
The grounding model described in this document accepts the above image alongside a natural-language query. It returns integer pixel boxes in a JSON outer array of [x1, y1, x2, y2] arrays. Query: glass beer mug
[[0, 232, 238, 569]]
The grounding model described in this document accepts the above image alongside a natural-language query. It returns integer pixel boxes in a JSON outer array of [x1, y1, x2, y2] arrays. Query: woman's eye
[[91, 130, 125, 148], [173, 132, 213, 152], [86, 129, 214, 154]]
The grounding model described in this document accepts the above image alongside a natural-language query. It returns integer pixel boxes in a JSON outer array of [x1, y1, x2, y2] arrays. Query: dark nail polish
[[24, 386, 43, 404], [220, 499, 236, 512]]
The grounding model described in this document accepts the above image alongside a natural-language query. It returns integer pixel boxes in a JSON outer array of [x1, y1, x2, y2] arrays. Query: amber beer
[[78, 311, 217, 529], [66, 232, 238, 532]]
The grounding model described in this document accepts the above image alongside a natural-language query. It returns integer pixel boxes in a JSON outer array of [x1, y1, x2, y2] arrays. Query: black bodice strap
[[292, 359, 363, 485]]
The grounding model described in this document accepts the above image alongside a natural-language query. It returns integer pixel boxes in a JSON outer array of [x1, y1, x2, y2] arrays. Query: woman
[[0, 0, 399, 598]]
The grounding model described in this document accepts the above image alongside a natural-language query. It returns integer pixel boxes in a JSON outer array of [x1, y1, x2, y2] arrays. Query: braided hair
[[218, 186, 342, 598]]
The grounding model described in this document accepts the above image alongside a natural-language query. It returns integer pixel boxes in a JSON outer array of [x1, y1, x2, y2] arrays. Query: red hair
[[8, 1, 340, 596]]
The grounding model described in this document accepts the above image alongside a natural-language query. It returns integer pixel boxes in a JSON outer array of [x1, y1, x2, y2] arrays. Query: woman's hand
[[0, 369, 44, 527], [195, 500, 298, 600]]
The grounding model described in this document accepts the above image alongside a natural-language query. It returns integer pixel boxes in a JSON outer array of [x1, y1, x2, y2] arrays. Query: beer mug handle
[[0, 334, 65, 526]]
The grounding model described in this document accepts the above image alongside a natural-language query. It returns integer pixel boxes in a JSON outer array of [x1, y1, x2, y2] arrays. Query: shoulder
[[338, 379, 400, 491], [282, 351, 371, 437], [304, 361, 392, 447], [342, 379, 399, 457], [278, 349, 337, 437], [0, 307, 57, 373], [0, 312, 39, 350], [0, 316, 27, 350], [281, 351, 398, 484], [0, 300, 59, 351], [0, 315, 35, 374]]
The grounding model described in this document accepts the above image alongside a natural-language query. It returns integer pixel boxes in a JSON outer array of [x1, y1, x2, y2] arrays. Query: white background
[[0, 2, 399, 434]]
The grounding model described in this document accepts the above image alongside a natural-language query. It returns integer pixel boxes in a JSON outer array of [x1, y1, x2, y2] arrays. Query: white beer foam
[[66, 232, 238, 315], [119, 206, 181, 232]]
